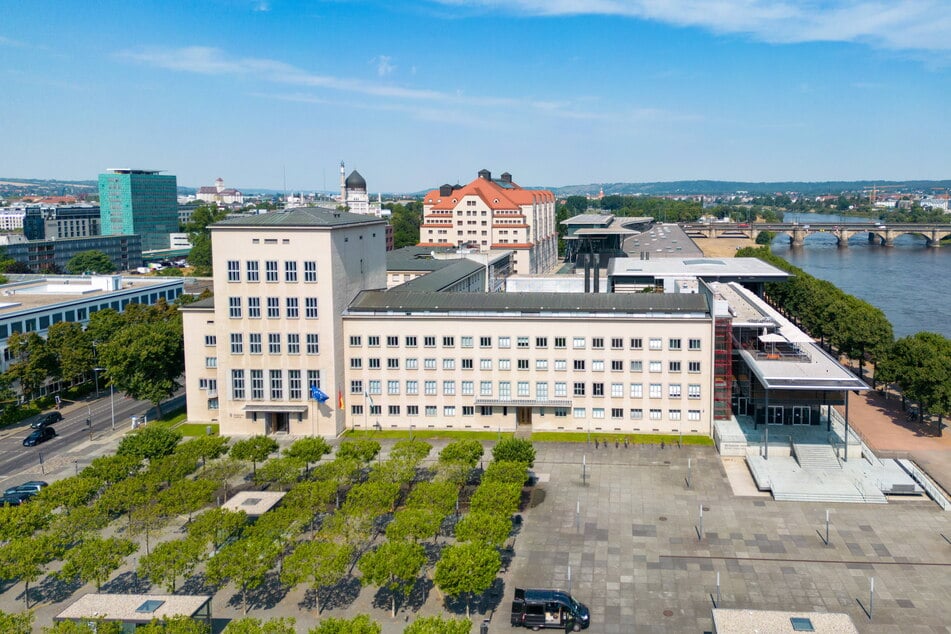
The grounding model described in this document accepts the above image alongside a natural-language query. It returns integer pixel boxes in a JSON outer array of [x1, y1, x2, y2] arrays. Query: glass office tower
[[98, 169, 178, 251]]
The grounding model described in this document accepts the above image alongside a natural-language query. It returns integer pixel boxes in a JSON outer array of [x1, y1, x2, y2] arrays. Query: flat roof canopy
[[56, 594, 211, 624], [221, 491, 286, 516]]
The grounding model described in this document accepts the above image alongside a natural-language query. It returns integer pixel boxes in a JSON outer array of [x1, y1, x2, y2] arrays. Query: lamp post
[[109, 383, 116, 431], [93, 367, 103, 398]]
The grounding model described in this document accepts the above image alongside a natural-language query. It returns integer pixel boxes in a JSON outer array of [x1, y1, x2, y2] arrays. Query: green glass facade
[[98, 170, 178, 251]]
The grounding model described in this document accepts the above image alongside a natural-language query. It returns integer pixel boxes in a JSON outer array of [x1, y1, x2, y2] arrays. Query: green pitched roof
[[214, 207, 384, 228]]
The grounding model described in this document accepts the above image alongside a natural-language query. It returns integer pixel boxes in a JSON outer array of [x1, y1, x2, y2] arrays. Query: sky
[[2, 0, 951, 193]]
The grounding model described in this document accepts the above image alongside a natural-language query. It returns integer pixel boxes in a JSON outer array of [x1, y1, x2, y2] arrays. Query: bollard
[[480, 620, 489, 634]]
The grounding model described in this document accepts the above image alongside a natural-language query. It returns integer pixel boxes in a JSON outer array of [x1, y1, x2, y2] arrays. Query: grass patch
[[177, 423, 219, 437], [148, 408, 187, 429], [344, 429, 516, 441], [531, 431, 714, 446]]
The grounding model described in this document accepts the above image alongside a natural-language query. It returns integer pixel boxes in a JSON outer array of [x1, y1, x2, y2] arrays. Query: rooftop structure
[[220, 490, 286, 516], [56, 594, 211, 628]]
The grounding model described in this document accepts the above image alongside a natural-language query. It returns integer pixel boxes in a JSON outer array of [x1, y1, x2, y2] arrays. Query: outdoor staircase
[[793, 443, 841, 470], [771, 486, 887, 504]]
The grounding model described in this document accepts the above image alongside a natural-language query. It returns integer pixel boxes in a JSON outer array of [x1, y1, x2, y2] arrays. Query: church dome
[[345, 170, 367, 190]]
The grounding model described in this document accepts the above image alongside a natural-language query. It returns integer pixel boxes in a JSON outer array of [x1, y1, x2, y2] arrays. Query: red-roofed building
[[418, 169, 557, 275], [197, 178, 244, 205]]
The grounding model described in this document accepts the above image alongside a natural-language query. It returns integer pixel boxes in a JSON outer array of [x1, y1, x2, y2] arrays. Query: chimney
[[501, 172, 512, 183], [583, 253, 590, 293], [478, 169, 491, 181]]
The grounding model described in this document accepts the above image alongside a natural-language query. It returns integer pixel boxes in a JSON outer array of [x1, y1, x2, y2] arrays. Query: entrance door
[[792, 406, 811, 426], [767, 406, 784, 425], [271, 412, 290, 433], [735, 397, 749, 416], [516, 407, 532, 427]]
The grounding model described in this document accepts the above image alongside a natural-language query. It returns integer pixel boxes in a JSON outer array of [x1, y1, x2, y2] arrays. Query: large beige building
[[418, 169, 558, 275]]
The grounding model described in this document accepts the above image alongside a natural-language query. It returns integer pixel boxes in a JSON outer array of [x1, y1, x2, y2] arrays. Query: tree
[[43, 621, 122, 634], [46, 322, 94, 383], [176, 435, 230, 467], [65, 250, 116, 274], [438, 439, 483, 467], [878, 332, 951, 427], [81, 453, 143, 486], [0, 535, 59, 607], [468, 481, 522, 516], [138, 536, 205, 592], [4, 331, 56, 399], [99, 319, 184, 416], [230, 435, 280, 475], [390, 439, 432, 463], [187, 508, 247, 552], [157, 478, 219, 521], [342, 480, 401, 517], [405, 480, 459, 516], [185, 204, 229, 273], [307, 614, 380, 634], [223, 617, 297, 634], [117, 425, 183, 461], [281, 540, 354, 613], [58, 536, 137, 591], [491, 438, 535, 466], [255, 456, 305, 490], [454, 511, 512, 547], [481, 460, 529, 485], [206, 535, 281, 614], [385, 201, 422, 249], [358, 541, 426, 618], [0, 499, 53, 541], [280, 479, 337, 516], [84, 307, 125, 347], [385, 508, 443, 543], [284, 436, 331, 471], [135, 616, 210, 634], [336, 439, 381, 463], [434, 541, 501, 618], [403, 616, 472, 634]]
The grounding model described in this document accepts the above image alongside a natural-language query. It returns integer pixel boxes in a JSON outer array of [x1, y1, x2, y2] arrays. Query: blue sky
[[2, 0, 950, 192]]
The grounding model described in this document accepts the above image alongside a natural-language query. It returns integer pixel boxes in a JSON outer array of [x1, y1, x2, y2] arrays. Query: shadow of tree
[[403, 576, 433, 613], [180, 572, 216, 595], [422, 541, 444, 567], [226, 570, 288, 612], [319, 575, 362, 611], [101, 571, 152, 594], [442, 577, 505, 618], [33, 573, 83, 604], [370, 584, 396, 614]]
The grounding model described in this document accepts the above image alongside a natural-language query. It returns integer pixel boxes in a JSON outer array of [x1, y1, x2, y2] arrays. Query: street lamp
[[93, 367, 103, 398]]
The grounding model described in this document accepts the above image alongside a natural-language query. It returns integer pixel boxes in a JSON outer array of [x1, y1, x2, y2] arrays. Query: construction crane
[[862, 184, 902, 204]]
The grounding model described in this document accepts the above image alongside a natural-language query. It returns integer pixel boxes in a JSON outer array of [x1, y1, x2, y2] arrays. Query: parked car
[[23, 426, 56, 447], [3, 481, 48, 497], [511, 588, 590, 630], [31, 411, 63, 429], [0, 490, 34, 506]]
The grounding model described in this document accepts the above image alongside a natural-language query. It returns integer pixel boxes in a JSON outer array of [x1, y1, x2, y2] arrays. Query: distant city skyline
[[2, 1, 950, 192]]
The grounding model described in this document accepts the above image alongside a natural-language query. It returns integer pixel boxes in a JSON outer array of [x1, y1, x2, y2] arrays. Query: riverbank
[[692, 236, 755, 258]]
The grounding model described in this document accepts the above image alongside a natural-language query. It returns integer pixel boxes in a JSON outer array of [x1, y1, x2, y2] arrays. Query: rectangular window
[[630, 408, 643, 420], [688, 409, 701, 421], [461, 336, 473, 348], [554, 382, 567, 397], [423, 336, 436, 347], [307, 370, 321, 391], [251, 370, 264, 400], [231, 370, 245, 399], [669, 384, 682, 398], [517, 359, 528, 370], [288, 370, 302, 400], [554, 408, 568, 418], [611, 408, 624, 419], [498, 336, 511, 348], [389, 405, 401, 416], [536, 382, 548, 400], [555, 360, 567, 371], [650, 408, 662, 420], [592, 408, 604, 419], [592, 337, 604, 349], [423, 358, 436, 370], [268, 333, 281, 354], [425, 380, 437, 396], [649, 338, 663, 350], [517, 381, 530, 397], [536, 336, 548, 348], [499, 359, 511, 370], [286, 297, 299, 318], [270, 370, 283, 400], [350, 380, 363, 394], [284, 261, 298, 282], [463, 406, 474, 416], [304, 261, 317, 282], [267, 297, 280, 318], [573, 360, 585, 371], [443, 380, 456, 395], [248, 297, 261, 319], [591, 382, 604, 397], [669, 361, 681, 372], [227, 260, 240, 282], [406, 380, 418, 395], [368, 358, 381, 369], [443, 336, 455, 347], [630, 360, 643, 372], [611, 360, 623, 371], [669, 338, 682, 350], [288, 333, 300, 354], [689, 338, 702, 351], [462, 358, 473, 370], [407, 405, 419, 416], [387, 358, 399, 369], [689, 361, 701, 373], [649, 383, 662, 398], [265, 260, 278, 282], [592, 360, 604, 372], [350, 358, 363, 369], [249, 333, 262, 354], [368, 336, 380, 347], [499, 381, 511, 398], [536, 359, 548, 370], [573, 337, 585, 349], [611, 383, 623, 397], [611, 338, 623, 349], [443, 359, 456, 370], [554, 337, 566, 349], [573, 382, 585, 396], [517, 336, 529, 348], [305, 298, 319, 318], [631, 337, 643, 350], [406, 358, 418, 370], [688, 384, 701, 399], [649, 361, 662, 373], [228, 297, 242, 318], [350, 335, 362, 346], [386, 336, 399, 347], [669, 409, 682, 421], [230, 333, 243, 354], [480, 336, 492, 347], [351, 405, 364, 415], [406, 336, 417, 347], [461, 381, 474, 395], [630, 383, 643, 398], [480, 381, 492, 396], [246, 260, 259, 282], [368, 380, 381, 395], [573, 407, 586, 419], [480, 358, 492, 370]]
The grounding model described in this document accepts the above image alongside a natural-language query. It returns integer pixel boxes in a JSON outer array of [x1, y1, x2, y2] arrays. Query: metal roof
[[213, 206, 384, 228], [386, 246, 458, 272], [394, 259, 485, 292], [561, 213, 614, 226], [348, 290, 709, 315]]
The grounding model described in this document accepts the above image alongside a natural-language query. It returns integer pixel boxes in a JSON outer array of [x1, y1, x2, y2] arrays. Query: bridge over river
[[682, 222, 951, 247]]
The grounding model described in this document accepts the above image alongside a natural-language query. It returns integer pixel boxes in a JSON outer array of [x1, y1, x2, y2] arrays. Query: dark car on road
[[3, 481, 48, 497], [32, 411, 63, 429], [0, 490, 34, 506], [23, 426, 56, 447]]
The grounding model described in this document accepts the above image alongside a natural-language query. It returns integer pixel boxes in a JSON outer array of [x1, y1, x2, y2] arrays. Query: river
[[769, 212, 951, 339]]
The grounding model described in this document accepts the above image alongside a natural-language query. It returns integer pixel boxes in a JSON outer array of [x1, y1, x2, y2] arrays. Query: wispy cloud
[[0, 35, 28, 48], [372, 55, 396, 77], [432, 1, 951, 52], [253, 1, 271, 11]]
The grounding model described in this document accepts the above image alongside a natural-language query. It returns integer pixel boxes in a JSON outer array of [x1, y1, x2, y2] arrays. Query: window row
[[227, 333, 320, 355], [231, 369, 321, 400], [348, 335, 703, 351], [348, 379, 702, 399], [227, 297, 319, 319], [349, 357, 702, 373], [347, 404, 702, 422], [226, 260, 318, 283]]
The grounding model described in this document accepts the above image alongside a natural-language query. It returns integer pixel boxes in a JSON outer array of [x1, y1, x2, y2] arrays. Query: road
[[0, 389, 186, 487]]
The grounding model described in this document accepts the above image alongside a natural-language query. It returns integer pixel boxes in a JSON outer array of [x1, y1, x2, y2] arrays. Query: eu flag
[[311, 385, 329, 403]]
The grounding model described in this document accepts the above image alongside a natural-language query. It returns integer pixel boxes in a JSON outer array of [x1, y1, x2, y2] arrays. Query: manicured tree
[[187, 508, 248, 553], [148, 452, 200, 486], [434, 541, 501, 618], [403, 615, 472, 634], [176, 435, 230, 467], [81, 453, 143, 486], [491, 438, 535, 466], [47, 505, 109, 543], [307, 614, 381, 634], [138, 536, 205, 592], [481, 460, 529, 485], [281, 540, 354, 613], [4, 331, 56, 399], [284, 437, 332, 472], [0, 535, 59, 608], [0, 499, 53, 541], [386, 508, 443, 544], [96, 472, 159, 520], [336, 439, 381, 463], [157, 478, 219, 522], [468, 481, 522, 516], [117, 425, 183, 461], [438, 439, 483, 467], [454, 511, 512, 547], [0, 609, 33, 634], [206, 535, 281, 614], [65, 250, 116, 274], [229, 435, 280, 475], [255, 456, 305, 491], [311, 457, 363, 487], [46, 321, 95, 384], [36, 476, 100, 510], [281, 480, 337, 515], [342, 480, 401, 517], [58, 536, 137, 592], [43, 618, 122, 633], [135, 616, 210, 633], [405, 480, 459, 516], [390, 439, 432, 463], [368, 456, 417, 486], [222, 617, 297, 633], [357, 541, 426, 618]]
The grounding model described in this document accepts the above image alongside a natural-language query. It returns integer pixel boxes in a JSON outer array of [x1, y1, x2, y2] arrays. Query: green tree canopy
[[283, 436, 331, 469], [385, 508, 443, 544], [336, 439, 381, 463], [187, 507, 248, 552], [438, 439, 483, 467], [138, 536, 204, 592], [46, 321, 94, 383], [99, 319, 184, 416], [230, 435, 280, 474], [468, 481, 522, 516], [481, 460, 529, 485], [357, 540, 426, 617], [43, 618, 122, 633], [307, 614, 380, 634], [281, 540, 354, 613], [454, 511, 512, 547], [433, 541, 501, 618], [65, 250, 116, 274], [58, 536, 137, 591], [403, 616, 472, 634], [255, 456, 305, 490], [222, 617, 297, 634], [491, 438, 535, 466], [117, 425, 183, 461]]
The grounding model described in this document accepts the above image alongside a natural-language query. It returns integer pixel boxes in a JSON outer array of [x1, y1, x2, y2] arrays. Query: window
[[367, 336, 380, 347], [554, 337, 566, 349], [443, 381, 456, 395], [573, 360, 585, 371], [688, 409, 701, 421], [649, 383, 662, 398], [649, 361, 662, 373], [389, 405, 401, 416], [306, 334, 319, 354], [443, 336, 455, 347], [350, 380, 363, 394], [592, 408, 605, 419], [554, 408, 568, 417], [249, 333, 262, 354], [406, 380, 418, 395], [592, 337, 604, 349], [288, 333, 300, 355], [406, 336, 417, 347], [227, 260, 240, 282], [499, 381, 511, 398], [688, 384, 701, 399], [630, 337, 643, 350], [650, 408, 662, 420], [425, 406, 437, 417], [649, 338, 662, 350], [479, 336, 492, 348], [246, 260, 259, 282], [231, 370, 245, 399], [265, 260, 278, 282], [592, 360, 604, 372], [461, 336, 473, 348], [536, 382, 549, 400], [611, 360, 623, 371], [630, 360, 643, 372], [351, 405, 364, 415], [630, 408, 643, 420], [461, 381, 474, 395], [669, 409, 682, 421], [498, 336, 511, 348], [422, 336, 435, 347], [573, 337, 585, 349], [288, 370, 301, 400], [554, 382, 567, 397], [480, 381, 492, 396], [270, 370, 283, 400], [424, 358, 436, 370], [592, 382, 604, 396], [248, 297, 261, 319], [573, 382, 586, 396], [480, 358, 492, 370], [536, 359, 548, 370], [406, 358, 418, 370], [612, 408, 624, 419], [689, 338, 702, 351], [267, 297, 280, 318], [536, 336, 548, 348], [669, 338, 682, 350], [630, 383, 643, 398], [611, 383, 624, 397], [689, 361, 701, 373], [517, 336, 529, 348], [407, 405, 419, 416], [383, 336, 397, 347], [669, 361, 681, 372], [307, 370, 321, 391], [251, 370, 264, 400], [285, 261, 298, 282], [368, 358, 381, 369], [424, 380, 437, 396], [305, 298, 319, 318], [368, 380, 381, 395], [230, 333, 243, 354], [268, 333, 281, 354], [350, 358, 363, 369], [443, 359, 456, 370], [499, 359, 511, 370], [304, 260, 317, 282], [350, 336, 362, 346], [611, 338, 623, 349], [517, 381, 530, 397], [286, 297, 299, 318], [573, 408, 586, 419], [387, 358, 399, 369], [463, 406, 474, 416], [517, 359, 529, 370], [462, 358, 473, 370], [228, 297, 242, 318], [669, 384, 682, 398], [555, 360, 567, 371]]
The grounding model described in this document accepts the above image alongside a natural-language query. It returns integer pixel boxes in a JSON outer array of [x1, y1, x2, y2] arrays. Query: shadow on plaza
[[19, 573, 82, 607], [225, 571, 289, 612], [102, 571, 152, 594], [297, 575, 362, 613], [442, 577, 505, 618], [181, 572, 217, 596]]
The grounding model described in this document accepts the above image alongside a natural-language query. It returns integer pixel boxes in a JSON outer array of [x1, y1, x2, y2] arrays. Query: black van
[[510, 588, 590, 630]]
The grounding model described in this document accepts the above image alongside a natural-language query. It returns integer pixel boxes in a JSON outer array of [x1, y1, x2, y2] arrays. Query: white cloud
[[432, 0, 951, 52], [0, 35, 27, 48], [373, 55, 396, 77], [253, 1, 271, 11]]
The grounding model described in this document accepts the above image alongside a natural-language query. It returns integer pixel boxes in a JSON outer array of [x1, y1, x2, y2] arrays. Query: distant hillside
[[552, 180, 951, 197]]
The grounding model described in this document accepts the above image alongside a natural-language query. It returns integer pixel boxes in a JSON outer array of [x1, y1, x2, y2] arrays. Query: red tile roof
[[423, 175, 553, 212]]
